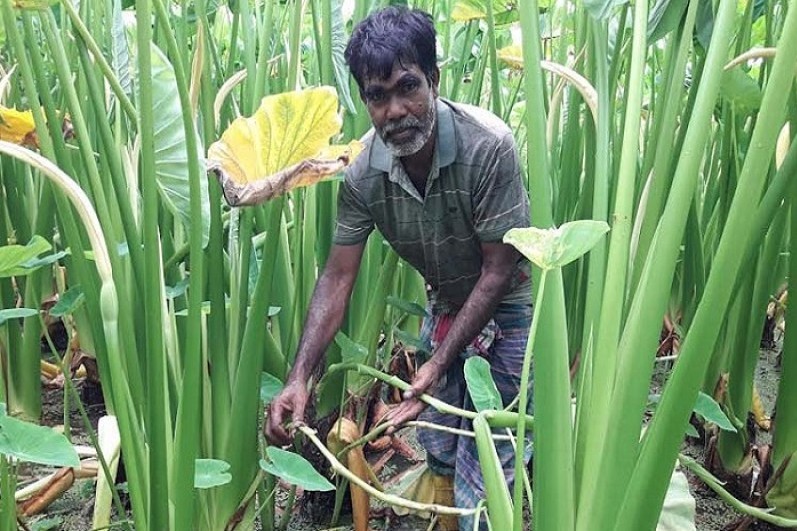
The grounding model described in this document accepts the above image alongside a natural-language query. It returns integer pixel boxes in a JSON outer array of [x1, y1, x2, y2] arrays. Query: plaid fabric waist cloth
[[415, 303, 533, 530]]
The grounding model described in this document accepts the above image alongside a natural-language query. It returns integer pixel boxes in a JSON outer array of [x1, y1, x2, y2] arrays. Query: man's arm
[[384, 241, 520, 430], [287, 242, 365, 382], [265, 242, 365, 445]]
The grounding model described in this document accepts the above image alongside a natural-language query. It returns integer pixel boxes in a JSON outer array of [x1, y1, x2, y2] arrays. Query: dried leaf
[[208, 87, 363, 206], [498, 45, 524, 70], [19, 468, 75, 516], [0, 105, 36, 146], [751, 385, 771, 431]]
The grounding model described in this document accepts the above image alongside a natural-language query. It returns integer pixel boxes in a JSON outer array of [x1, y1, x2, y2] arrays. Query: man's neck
[[400, 129, 436, 196]]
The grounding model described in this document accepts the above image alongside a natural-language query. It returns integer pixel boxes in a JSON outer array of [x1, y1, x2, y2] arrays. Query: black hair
[[344, 6, 438, 92]]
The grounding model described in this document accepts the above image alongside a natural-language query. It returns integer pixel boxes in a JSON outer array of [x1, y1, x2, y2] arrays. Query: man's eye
[[400, 82, 419, 94], [367, 92, 385, 103]]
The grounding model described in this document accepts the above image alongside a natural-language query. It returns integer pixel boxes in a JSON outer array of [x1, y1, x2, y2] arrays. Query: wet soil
[[660, 346, 786, 531], [20, 343, 789, 531]]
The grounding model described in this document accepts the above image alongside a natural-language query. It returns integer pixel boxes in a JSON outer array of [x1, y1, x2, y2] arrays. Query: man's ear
[[430, 67, 440, 97]]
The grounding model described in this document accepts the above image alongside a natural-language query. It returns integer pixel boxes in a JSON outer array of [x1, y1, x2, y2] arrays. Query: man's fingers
[[290, 406, 305, 427], [403, 363, 440, 400], [265, 401, 293, 446], [404, 377, 431, 400], [265, 415, 290, 446], [403, 377, 427, 399], [384, 399, 425, 434]]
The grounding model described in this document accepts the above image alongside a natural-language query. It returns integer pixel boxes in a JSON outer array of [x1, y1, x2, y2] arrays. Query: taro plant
[[510, 0, 797, 527], [0, 0, 796, 529], [1, 1, 411, 528], [0, 402, 80, 531], [766, 126, 797, 517]]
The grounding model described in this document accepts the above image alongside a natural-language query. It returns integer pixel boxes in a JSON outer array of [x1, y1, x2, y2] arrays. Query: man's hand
[[264, 244, 365, 446], [383, 359, 444, 434], [264, 381, 309, 446]]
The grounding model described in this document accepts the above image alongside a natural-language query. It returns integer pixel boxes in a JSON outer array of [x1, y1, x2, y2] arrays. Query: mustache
[[382, 116, 421, 136]]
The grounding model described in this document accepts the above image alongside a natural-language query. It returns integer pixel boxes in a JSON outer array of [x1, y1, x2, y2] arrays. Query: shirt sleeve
[[333, 172, 375, 245], [473, 133, 531, 242]]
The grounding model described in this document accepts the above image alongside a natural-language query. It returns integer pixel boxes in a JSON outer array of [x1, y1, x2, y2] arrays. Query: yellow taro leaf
[[213, 139, 363, 206], [208, 87, 362, 206], [0, 106, 36, 145], [498, 45, 524, 70], [452, 0, 518, 22], [452, 3, 486, 21], [12, 0, 57, 8]]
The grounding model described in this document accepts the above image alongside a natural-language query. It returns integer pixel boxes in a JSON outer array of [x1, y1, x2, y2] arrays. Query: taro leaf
[[386, 295, 428, 318], [497, 45, 524, 70], [165, 278, 190, 299], [0, 105, 36, 144], [685, 424, 699, 438], [0, 235, 51, 277], [452, 0, 522, 22], [29, 517, 64, 531], [207, 87, 364, 206], [720, 69, 762, 114], [331, 0, 357, 114], [259, 447, 335, 491], [464, 357, 503, 412], [694, 391, 736, 432], [260, 372, 284, 405], [212, 5, 234, 49], [22, 250, 68, 270], [694, 0, 714, 49], [49, 286, 85, 317], [0, 308, 38, 326], [12, 0, 57, 9], [393, 328, 428, 354], [656, 467, 696, 531], [752, 0, 767, 22], [110, 0, 133, 104], [194, 458, 232, 489], [182, 0, 220, 23], [0, 409, 79, 467], [503, 220, 610, 271], [584, 0, 628, 21], [648, 0, 689, 42], [132, 42, 210, 248], [335, 331, 369, 366]]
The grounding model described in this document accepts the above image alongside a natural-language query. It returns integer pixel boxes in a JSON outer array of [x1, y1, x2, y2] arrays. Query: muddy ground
[[20, 342, 789, 531]]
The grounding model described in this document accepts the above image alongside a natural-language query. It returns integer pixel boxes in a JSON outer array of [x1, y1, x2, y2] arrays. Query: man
[[265, 6, 532, 529]]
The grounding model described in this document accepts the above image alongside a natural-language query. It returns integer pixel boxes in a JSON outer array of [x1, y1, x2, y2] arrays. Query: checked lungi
[[416, 302, 533, 530]]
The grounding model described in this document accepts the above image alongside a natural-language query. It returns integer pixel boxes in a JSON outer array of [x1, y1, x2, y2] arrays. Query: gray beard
[[379, 93, 436, 158]]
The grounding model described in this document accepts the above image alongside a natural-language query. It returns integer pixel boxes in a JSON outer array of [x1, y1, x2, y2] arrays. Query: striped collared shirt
[[334, 98, 532, 309]]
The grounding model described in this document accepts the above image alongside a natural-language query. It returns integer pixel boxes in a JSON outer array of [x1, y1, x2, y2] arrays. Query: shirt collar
[[369, 98, 457, 173]]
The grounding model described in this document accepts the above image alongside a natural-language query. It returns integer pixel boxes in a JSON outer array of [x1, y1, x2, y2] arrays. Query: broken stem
[[299, 425, 479, 517]]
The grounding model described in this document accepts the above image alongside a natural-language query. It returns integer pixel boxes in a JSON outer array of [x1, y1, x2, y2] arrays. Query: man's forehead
[[363, 63, 423, 89]]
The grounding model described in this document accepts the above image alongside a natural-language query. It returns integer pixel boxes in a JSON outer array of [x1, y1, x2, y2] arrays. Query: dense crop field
[[0, 0, 795, 529]]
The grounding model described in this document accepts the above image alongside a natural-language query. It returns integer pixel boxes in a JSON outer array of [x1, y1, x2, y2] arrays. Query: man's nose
[[385, 94, 407, 121]]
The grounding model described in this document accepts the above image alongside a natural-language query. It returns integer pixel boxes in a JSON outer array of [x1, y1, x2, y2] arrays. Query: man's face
[[362, 63, 438, 158]]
